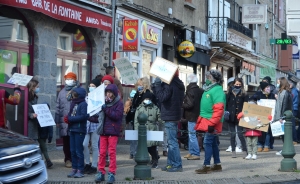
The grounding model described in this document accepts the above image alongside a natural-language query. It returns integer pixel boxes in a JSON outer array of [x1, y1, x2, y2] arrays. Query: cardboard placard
[[113, 57, 139, 84], [32, 104, 56, 127], [257, 99, 276, 121], [87, 84, 105, 116], [148, 57, 178, 84], [239, 102, 272, 132], [7, 73, 33, 86]]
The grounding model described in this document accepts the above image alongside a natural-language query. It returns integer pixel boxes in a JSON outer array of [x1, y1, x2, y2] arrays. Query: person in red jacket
[[0, 84, 21, 128]]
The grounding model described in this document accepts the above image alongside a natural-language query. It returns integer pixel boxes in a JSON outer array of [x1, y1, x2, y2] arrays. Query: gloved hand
[[102, 104, 107, 110], [268, 115, 272, 121], [237, 112, 244, 120], [208, 126, 214, 133], [64, 116, 69, 124], [48, 137, 52, 143], [154, 77, 162, 87]]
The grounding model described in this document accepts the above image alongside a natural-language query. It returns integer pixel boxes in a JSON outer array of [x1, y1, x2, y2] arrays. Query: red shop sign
[[0, 0, 112, 32], [123, 19, 139, 52]]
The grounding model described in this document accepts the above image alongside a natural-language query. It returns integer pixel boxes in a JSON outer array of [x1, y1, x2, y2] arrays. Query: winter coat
[[291, 87, 298, 111], [0, 88, 21, 128], [182, 83, 203, 122], [155, 76, 185, 121], [55, 83, 80, 137], [28, 95, 39, 140], [249, 90, 276, 101], [195, 84, 225, 133], [102, 84, 124, 136], [38, 126, 53, 140], [67, 88, 88, 134], [134, 103, 163, 147], [274, 90, 293, 120], [244, 129, 262, 137], [226, 89, 249, 124]]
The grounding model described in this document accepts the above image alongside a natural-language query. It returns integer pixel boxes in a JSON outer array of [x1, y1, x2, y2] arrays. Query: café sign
[[140, 20, 160, 45], [178, 41, 195, 58], [242, 4, 267, 24]]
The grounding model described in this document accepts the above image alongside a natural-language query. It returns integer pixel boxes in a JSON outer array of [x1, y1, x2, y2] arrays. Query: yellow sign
[[178, 41, 195, 58]]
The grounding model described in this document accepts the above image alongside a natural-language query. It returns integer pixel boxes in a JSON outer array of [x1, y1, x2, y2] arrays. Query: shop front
[[0, 0, 112, 138], [259, 55, 278, 85]]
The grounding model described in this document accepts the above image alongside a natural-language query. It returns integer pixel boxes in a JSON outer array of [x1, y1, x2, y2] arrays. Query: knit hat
[[90, 78, 101, 87], [64, 72, 77, 80], [101, 75, 114, 84], [141, 90, 154, 101], [187, 73, 198, 83], [208, 69, 223, 84], [260, 81, 269, 90], [227, 77, 235, 85], [263, 76, 271, 84]]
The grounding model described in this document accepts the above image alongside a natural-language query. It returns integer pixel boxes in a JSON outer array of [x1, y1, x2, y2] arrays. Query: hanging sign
[[242, 4, 267, 24], [1, 0, 112, 32], [178, 41, 195, 58], [140, 20, 160, 45], [122, 19, 139, 51]]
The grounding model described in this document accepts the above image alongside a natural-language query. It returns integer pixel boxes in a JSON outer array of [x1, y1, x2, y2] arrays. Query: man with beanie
[[262, 76, 277, 95], [106, 66, 123, 99], [182, 73, 203, 160], [194, 69, 225, 174], [55, 72, 80, 168], [154, 69, 185, 172]]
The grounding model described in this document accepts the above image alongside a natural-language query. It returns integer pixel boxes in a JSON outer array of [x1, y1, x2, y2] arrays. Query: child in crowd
[[95, 84, 124, 184], [64, 88, 88, 178], [134, 91, 163, 169]]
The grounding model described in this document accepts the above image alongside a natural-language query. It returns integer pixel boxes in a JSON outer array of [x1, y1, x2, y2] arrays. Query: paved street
[[47, 136, 300, 184]]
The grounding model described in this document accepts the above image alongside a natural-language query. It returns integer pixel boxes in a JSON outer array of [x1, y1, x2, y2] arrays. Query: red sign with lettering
[[123, 19, 139, 52], [0, 0, 112, 32]]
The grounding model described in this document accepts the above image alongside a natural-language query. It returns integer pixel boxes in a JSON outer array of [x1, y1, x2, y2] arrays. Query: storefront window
[[142, 49, 153, 79]]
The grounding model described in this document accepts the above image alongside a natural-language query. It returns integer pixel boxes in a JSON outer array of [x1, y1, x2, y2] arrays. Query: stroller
[[177, 120, 189, 150]]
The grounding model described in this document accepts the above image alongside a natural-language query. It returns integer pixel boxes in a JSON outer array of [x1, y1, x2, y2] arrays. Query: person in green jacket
[[134, 91, 163, 169]]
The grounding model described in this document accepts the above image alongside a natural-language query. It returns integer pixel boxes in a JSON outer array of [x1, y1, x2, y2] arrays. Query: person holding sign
[[0, 83, 21, 128], [27, 79, 53, 168], [194, 70, 225, 174], [274, 77, 293, 156], [64, 88, 88, 178], [250, 81, 276, 152]]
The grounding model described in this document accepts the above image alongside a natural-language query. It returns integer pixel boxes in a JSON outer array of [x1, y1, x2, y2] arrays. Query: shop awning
[[224, 49, 265, 68], [0, 0, 112, 32]]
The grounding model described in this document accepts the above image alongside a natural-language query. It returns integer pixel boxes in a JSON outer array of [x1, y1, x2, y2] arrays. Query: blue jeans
[[188, 122, 200, 156], [203, 133, 221, 166], [70, 131, 85, 172], [264, 126, 274, 149], [165, 122, 182, 168]]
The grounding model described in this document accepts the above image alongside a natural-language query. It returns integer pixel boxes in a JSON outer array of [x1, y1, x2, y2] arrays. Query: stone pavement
[[47, 136, 300, 184]]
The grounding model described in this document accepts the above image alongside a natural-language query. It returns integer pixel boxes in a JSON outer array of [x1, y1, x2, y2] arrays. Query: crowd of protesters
[[2, 65, 300, 182]]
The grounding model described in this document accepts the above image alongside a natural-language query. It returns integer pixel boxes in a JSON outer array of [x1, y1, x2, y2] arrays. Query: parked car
[[0, 128, 48, 184]]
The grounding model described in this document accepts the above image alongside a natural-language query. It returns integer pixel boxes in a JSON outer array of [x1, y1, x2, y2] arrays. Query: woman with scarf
[[64, 88, 88, 178], [95, 84, 124, 183], [250, 81, 276, 152], [226, 78, 248, 158], [274, 77, 293, 155], [125, 77, 156, 159]]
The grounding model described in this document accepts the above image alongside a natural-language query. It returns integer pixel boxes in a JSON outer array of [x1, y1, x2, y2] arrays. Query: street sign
[[269, 38, 292, 45]]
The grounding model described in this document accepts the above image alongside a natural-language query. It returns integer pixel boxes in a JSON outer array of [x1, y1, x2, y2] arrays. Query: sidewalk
[[47, 136, 300, 184]]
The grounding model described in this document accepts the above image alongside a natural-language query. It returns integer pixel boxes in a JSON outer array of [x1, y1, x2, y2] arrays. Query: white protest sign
[[270, 121, 285, 137], [125, 130, 164, 141], [7, 73, 33, 86], [149, 57, 178, 84], [88, 84, 105, 116], [113, 57, 139, 85], [32, 104, 56, 127], [257, 99, 276, 121]]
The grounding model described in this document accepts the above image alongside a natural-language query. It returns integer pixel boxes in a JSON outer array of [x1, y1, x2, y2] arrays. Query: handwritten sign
[[125, 130, 164, 141], [257, 99, 276, 121], [239, 102, 272, 132], [113, 58, 139, 84], [7, 73, 33, 86], [149, 57, 178, 84], [270, 121, 285, 137], [88, 84, 105, 116], [32, 104, 56, 127]]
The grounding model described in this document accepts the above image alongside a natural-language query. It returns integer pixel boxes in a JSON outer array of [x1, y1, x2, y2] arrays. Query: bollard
[[134, 113, 152, 180], [279, 110, 297, 172]]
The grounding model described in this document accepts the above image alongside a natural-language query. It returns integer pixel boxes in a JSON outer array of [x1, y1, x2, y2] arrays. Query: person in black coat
[[182, 74, 204, 160], [226, 78, 248, 158], [250, 81, 276, 152]]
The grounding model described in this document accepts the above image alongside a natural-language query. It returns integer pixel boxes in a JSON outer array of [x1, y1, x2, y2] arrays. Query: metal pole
[[109, 0, 116, 66]]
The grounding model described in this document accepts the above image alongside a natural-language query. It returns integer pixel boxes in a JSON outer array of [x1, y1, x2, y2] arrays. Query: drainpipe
[[109, 0, 116, 66], [272, 0, 275, 58], [255, 0, 259, 53]]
